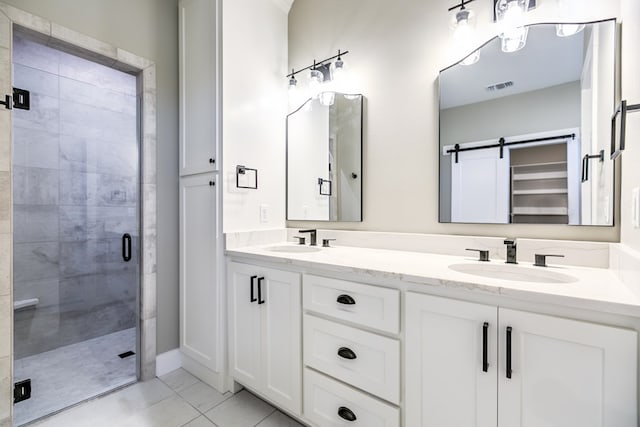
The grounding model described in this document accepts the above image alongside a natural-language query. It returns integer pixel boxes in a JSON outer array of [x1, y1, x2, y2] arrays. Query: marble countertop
[[226, 243, 640, 317]]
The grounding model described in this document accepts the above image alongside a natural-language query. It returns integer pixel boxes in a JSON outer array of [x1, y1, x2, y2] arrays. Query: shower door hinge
[[14, 378, 32, 404], [0, 94, 11, 110], [0, 88, 31, 110]]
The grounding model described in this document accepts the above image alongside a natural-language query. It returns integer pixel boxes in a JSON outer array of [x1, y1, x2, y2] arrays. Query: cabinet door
[[179, 174, 219, 371], [405, 293, 498, 427], [261, 267, 302, 415], [499, 309, 637, 427], [227, 262, 262, 390], [178, 0, 218, 176]]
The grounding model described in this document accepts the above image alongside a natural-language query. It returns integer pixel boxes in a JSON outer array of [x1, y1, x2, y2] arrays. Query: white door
[[179, 0, 218, 176], [179, 174, 219, 371], [227, 262, 262, 390], [499, 309, 637, 427], [405, 293, 498, 427], [451, 147, 510, 223], [261, 268, 302, 415]]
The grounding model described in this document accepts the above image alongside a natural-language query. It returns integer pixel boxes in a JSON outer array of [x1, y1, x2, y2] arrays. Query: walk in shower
[[11, 29, 139, 425]]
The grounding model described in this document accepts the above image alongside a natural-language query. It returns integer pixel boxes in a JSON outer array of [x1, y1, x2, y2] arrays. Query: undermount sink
[[266, 244, 322, 253], [449, 263, 577, 284]]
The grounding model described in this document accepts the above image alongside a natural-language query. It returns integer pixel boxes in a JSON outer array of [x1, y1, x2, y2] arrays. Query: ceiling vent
[[486, 81, 514, 91]]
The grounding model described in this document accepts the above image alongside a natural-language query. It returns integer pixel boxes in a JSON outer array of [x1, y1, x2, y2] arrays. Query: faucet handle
[[322, 239, 336, 248], [534, 254, 564, 267], [293, 236, 306, 245], [466, 249, 490, 262]]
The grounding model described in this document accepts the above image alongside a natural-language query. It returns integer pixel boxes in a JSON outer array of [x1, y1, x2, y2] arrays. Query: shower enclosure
[[11, 30, 140, 425]]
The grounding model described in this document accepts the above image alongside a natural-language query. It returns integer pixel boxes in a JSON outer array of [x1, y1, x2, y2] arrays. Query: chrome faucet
[[504, 238, 517, 264], [298, 229, 317, 246]]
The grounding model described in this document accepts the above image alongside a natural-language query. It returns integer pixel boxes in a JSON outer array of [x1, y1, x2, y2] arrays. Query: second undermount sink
[[266, 244, 322, 253], [449, 263, 577, 284]]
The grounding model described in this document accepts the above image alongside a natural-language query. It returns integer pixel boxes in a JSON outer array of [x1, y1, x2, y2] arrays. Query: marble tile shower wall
[[12, 33, 138, 359]]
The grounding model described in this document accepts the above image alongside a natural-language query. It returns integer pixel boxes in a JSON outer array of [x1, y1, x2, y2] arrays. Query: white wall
[[620, 0, 640, 251], [1, 0, 181, 353], [288, 0, 622, 242], [222, 0, 289, 232]]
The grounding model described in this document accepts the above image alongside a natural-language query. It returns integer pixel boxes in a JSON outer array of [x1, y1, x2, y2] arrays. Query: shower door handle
[[122, 233, 132, 262]]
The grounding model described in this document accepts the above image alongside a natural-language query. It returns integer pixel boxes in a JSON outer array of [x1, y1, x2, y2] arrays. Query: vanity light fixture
[[449, 0, 480, 65], [286, 50, 350, 101], [495, 0, 531, 53]]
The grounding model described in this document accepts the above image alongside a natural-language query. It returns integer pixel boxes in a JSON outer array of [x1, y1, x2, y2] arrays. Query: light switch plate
[[260, 204, 269, 223], [632, 188, 640, 228]]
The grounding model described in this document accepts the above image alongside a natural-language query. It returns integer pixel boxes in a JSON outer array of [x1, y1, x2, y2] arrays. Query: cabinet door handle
[[337, 347, 357, 360], [122, 233, 132, 262], [482, 322, 489, 373], [250, 276, 257, 303], [257, 277, 265, 304], [337, 406, 357, 422], [336, 294, 355, 305], [506, 326, 513, 379], [209, 158, 215, 164]]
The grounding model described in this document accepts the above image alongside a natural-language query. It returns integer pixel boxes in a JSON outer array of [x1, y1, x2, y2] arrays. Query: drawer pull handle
[[337, 347, 357, 360], [337, 294, 355, 305], [337, 406, 357, 422]]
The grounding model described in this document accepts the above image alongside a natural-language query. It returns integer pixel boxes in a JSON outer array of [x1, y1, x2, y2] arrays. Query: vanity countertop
[[226, 243, 640, 317]]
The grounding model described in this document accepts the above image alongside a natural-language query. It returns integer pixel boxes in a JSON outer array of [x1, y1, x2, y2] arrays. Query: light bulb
[[319, 91, 335, 107], [288, 76, 297, 93], [450, 6, 479, 65], [495, 0, 530, 53], [556, 23, 585, 37], [308, 69, 322, 98], [501, 26, 528, 52]]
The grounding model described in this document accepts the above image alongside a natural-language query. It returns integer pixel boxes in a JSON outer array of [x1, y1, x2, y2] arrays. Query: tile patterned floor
[[30, 368, 307, 427], [14, 328, 137, 426]]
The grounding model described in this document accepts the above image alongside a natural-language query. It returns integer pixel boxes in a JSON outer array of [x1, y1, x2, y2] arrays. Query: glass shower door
[[12, 29, 139, 425]]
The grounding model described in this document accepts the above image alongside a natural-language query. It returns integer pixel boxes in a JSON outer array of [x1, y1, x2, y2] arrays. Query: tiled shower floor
[[14, 328, 137, 426]]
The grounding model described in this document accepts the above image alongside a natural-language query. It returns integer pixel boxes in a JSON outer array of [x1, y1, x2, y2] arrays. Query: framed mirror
[[287, 93, 363, 221], [439, 20, 616, 226]]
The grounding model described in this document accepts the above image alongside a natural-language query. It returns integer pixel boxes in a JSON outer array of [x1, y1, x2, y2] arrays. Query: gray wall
[[3, 0, 180, 353], [12, 32, 138, 358], [439, 81, 581, 222]]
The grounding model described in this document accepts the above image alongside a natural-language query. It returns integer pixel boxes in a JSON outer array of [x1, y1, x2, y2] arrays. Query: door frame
[[0, 4, 158, 424]]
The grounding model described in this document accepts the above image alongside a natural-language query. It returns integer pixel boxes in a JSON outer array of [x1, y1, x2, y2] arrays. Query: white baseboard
[[181, 352, 227, 393], [155, 348, 182, 377]]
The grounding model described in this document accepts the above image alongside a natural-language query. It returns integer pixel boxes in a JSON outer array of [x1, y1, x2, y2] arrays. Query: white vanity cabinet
[[406, 292, 638, 427], [405, 294, 498, 427], [302, 274, 401, 426], [227, 262, 302, 415], [498, 308, 637, 427], [178, 0, 219, 176]]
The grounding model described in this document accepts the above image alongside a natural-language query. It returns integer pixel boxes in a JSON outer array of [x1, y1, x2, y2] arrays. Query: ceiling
[[439, 24, 585, 110]]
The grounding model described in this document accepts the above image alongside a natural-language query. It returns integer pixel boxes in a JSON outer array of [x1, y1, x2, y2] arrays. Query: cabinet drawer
[[304, 368, 399, 427], [304, 315, 400, 404], [303, 274, 399, 334]]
